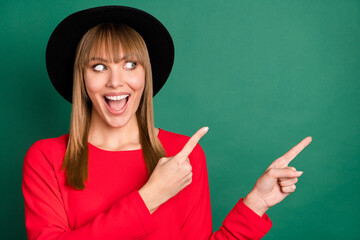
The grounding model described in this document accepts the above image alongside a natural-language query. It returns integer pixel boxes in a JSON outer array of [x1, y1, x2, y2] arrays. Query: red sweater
[[22, 128, 272, 239]]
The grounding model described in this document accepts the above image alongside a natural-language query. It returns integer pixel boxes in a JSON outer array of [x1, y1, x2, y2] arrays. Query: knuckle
[[184, 166, 192, 173], [277, 157, 287, 165], [174, 156, 182, 164], [176, 160, 183, 169], [285, 185, 295, 192], [289, 169, 297, 176], [188, 164, 192, 171], [188, 177, 192, 184], [282, 186, 292, 192], [175, 151, 184, 159], [279, 181, 286, 187], [288, 166, 297, 171], [267, 168, 275, 176]]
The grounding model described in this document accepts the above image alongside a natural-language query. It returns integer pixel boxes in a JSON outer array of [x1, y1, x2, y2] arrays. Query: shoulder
[[158, 128, 205, 159], [27, 133, 69, 153], [24, 133, 69, 168]]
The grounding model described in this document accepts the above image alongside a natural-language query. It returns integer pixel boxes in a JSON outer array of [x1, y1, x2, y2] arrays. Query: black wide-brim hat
[[46, 5, 174, 103]]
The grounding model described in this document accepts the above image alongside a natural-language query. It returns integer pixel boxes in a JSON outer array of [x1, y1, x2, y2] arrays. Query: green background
[[1, 0, 359, 239]]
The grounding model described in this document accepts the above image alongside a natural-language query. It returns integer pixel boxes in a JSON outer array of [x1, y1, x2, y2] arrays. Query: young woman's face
[[84, 49, 145, 128]]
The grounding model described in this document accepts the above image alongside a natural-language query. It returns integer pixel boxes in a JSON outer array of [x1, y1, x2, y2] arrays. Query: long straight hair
[[62, 23, 166, 190]]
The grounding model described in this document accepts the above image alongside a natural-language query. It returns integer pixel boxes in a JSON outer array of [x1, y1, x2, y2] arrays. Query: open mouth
[[104, 95, 130, 112]]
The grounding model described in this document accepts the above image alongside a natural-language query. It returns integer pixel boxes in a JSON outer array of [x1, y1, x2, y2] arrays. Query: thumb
[[157, 157, 170, 165], [266, 168, 303, 179]]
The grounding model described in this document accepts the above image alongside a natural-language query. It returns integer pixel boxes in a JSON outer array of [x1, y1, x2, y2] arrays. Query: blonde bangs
[[84, 23, 148, 68]]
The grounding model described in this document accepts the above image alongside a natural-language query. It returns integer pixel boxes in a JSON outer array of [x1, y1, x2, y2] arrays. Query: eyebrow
[[89, 55, 129, 63]]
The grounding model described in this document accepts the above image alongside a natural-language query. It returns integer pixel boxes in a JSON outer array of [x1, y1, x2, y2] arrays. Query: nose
[[106, 66, 125, 88]]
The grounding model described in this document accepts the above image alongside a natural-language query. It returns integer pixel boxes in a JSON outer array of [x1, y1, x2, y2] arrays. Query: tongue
[[108, 98, 126, 111]]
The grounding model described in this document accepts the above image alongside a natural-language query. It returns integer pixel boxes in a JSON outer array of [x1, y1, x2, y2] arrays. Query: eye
[[92, 64, 107, 72], [123, 61, 137, 69]]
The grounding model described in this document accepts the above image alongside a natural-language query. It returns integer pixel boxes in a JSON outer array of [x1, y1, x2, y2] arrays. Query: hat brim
[[46, 5, 174, 103]]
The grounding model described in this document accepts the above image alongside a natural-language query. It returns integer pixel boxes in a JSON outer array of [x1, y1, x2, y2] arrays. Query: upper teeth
[[105, 95, 129, 101]]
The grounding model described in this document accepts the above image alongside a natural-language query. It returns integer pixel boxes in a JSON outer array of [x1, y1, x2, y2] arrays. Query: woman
[[22, 5, 312, 240]]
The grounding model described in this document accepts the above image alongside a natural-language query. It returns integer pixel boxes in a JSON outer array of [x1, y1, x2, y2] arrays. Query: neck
[[88, 109, 141, 151]]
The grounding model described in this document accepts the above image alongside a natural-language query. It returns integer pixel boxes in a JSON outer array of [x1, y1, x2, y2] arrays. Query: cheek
[[84, 73, 105, 96], [128, 72, 145, 92]]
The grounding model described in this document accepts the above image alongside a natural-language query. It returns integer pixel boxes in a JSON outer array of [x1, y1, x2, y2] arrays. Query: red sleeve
[[180, 143, 272, 240], [22, 143, 158, 240]]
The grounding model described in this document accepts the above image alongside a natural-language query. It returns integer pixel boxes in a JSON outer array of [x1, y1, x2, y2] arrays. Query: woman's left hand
[[243, 136, 312, 216]]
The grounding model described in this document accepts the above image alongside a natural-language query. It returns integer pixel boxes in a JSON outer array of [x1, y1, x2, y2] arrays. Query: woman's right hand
[[139, 127, 209, 214]]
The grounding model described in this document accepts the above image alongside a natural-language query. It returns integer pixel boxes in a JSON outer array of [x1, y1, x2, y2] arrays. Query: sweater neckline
[[87, 128, 163, 153]]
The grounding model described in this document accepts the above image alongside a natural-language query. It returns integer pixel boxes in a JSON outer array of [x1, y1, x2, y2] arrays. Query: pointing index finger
[[268, 136, 312, 169], [282, 136, 312, 165], [175, 127, 209, 160]]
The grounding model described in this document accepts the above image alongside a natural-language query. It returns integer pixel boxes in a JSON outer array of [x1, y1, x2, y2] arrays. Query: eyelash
[[91, 61, 137, 72]]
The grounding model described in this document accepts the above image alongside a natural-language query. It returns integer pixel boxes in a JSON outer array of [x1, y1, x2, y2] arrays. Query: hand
[[243, 136, 312, 216], [139, 127, 209, 214]]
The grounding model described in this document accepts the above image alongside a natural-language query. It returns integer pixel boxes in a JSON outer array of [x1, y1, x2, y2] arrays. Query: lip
[[103, 95, 130, 115], [104, 92, 130, 97]]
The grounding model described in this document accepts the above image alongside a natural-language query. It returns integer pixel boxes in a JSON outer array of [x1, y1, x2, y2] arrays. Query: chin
[[105, 117, 129, 128]]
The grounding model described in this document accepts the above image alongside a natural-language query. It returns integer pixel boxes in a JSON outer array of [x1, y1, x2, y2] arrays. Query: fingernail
[[203, 127, 209, 133], [296, 171, 303, 175]]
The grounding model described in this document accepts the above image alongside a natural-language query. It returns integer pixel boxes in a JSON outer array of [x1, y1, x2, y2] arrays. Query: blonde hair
[[62, 23, 166, 190]]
